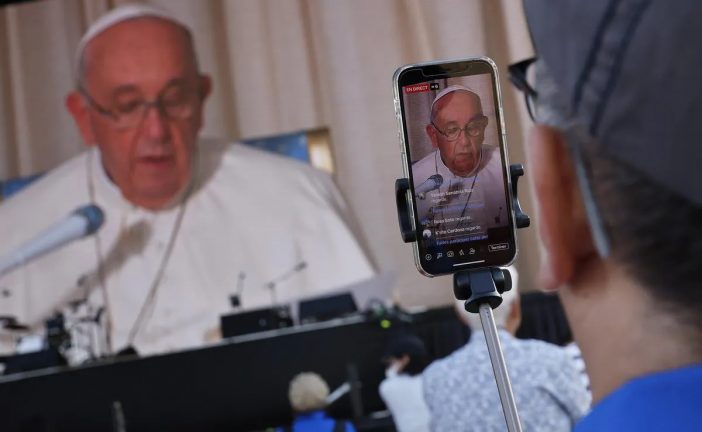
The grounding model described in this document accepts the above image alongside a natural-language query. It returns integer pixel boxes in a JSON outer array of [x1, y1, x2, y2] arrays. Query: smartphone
[[393, 57, 517, 276]]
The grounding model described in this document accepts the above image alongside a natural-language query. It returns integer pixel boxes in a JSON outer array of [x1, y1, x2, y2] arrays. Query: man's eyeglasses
[[508, 57, 538, 121], [431, 115, 488, 142], [79, 82, 201, 130]]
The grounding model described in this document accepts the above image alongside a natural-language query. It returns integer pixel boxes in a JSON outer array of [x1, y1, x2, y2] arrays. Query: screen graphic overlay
[[400, 63, 515, 275]]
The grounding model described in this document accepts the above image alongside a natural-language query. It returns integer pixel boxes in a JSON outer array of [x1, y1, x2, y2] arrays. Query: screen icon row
[[424, 243, 509, 261], [424, 247, 477, 261]]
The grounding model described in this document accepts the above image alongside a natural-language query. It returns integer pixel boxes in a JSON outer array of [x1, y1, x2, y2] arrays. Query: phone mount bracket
[[394, 163, 531, 432], [394, 177, 416, 243]]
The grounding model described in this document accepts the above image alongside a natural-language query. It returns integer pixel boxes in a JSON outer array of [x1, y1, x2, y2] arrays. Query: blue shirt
[[576, 364, 702, 431], [275, 410, 356, 432]]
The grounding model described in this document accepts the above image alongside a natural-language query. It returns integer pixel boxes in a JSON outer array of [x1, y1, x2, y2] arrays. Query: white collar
[[433, 148, 484, 182]]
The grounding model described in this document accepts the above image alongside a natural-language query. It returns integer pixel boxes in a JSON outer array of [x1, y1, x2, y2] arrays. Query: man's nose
[[141, 103, 170, 140], [456, 128, 472, 150]]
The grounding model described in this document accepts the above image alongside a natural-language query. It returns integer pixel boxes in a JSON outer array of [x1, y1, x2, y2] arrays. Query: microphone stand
[[395, 164, 531, 432], [263, 262, 306, 306], [266, 281, 278, 306]]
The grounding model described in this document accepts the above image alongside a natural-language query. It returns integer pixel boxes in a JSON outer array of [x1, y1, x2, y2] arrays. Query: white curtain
[[0, 0, 538, 307]]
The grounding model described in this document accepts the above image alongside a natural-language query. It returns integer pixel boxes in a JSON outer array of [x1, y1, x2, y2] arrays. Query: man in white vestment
[[0, 5, 373, 358], [412, 86, 508, 245]]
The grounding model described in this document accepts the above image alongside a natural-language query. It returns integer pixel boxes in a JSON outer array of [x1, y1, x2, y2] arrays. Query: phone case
[[393, 57, 518, 277]]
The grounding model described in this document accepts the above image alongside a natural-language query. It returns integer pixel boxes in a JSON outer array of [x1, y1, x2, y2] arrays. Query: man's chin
[[451, 161, 478, 177], [125, 181, 187, 210]]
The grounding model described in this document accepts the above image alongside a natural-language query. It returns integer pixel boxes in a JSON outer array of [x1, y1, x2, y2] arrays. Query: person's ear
[[66, 90, 97, 147], [526, 125, 596, 290], [192, 74, 212, 129], [426, 124, 439, 148], [198, 74, 212, 101]]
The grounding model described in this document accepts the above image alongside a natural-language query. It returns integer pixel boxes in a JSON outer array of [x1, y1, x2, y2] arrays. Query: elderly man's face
[[426, 91, 486, 177], [68, 18, 210, 210]]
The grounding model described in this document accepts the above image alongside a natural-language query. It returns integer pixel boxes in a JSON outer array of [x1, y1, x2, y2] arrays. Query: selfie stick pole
[[481, 303, 519, 429], [454, 268, 522, 432], [395, 164, 530, 432]]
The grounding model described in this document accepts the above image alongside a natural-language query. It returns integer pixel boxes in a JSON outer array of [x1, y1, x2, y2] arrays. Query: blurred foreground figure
[[516, 0, 702, 430]]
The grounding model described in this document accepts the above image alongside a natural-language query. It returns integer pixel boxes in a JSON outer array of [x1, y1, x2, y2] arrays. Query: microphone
[[264, 261, 307, 305], [0, 204, 105, 277], [416, 174, 443, 200], [230, 272, 246, 308]]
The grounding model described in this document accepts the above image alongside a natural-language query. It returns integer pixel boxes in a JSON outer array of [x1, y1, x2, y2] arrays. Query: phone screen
[[395, 58, 516, 276]]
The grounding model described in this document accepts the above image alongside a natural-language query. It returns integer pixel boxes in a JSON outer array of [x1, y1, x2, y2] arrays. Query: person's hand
[[384, 355, 410, 378]]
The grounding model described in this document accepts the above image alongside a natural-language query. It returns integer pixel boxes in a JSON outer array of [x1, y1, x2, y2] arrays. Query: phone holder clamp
[[394, 177, 416, 243]]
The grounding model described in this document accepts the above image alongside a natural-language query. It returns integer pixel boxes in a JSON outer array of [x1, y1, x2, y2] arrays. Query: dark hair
[[403, 351, 429, 376], [383, 334, 429, 376], [584, 147, 702, 333]]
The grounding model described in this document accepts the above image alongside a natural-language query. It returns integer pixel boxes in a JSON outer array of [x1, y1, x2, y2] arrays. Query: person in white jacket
[[379, 333, 431, 432]]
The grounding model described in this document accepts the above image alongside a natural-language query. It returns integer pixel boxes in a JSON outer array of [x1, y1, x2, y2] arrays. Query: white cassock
[[0, 138, 374, 357]]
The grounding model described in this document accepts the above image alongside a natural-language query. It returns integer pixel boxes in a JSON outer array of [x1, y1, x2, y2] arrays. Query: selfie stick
[[395, 164, 530, 432]]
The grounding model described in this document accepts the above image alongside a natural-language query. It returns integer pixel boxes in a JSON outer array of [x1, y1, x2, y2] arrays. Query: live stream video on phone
[[398, 62, 515, 275]]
